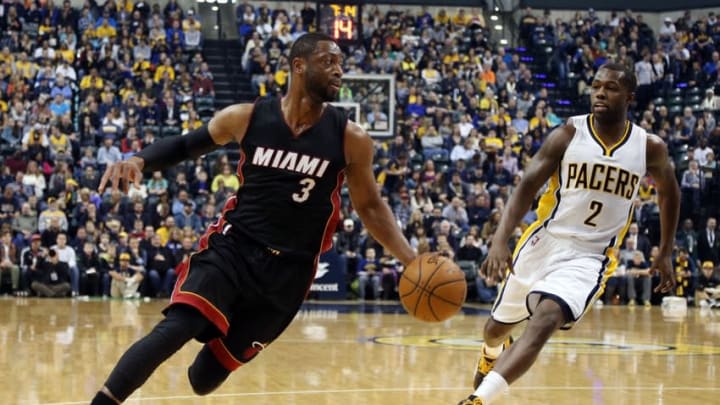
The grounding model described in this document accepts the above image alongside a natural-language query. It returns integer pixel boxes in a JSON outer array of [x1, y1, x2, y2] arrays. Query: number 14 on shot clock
[[317, 2, 362, 44]]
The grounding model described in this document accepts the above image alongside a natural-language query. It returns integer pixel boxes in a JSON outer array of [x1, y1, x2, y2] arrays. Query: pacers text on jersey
[[251, 146, 331, 178], [565, 162, 639, 200]]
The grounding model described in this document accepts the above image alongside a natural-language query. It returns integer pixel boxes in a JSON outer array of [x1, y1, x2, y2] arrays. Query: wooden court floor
[[1, 297, 719, 405]]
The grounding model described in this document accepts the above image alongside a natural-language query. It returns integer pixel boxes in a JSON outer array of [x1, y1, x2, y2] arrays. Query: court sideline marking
[[41, 385, 720, 404]]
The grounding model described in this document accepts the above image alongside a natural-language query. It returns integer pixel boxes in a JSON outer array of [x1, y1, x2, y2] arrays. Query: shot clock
[[316, 1, 362, 44]]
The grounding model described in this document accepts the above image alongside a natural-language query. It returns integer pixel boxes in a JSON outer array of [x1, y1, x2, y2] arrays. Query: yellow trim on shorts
[[512, 168, 561, 260]]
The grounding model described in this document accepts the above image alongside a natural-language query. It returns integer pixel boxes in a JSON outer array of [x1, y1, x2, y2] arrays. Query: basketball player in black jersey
[[91, 33, 417, 404]]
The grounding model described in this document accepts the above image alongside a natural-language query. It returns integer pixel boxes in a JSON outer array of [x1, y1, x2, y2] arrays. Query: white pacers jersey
[[519, 114, 647, 267]]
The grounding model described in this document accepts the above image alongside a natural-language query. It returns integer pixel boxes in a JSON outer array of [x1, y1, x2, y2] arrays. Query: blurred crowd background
[[0, 0, 719, 308]]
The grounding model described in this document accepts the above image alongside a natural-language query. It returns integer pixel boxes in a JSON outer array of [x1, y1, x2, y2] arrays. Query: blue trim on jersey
[[491, 276, 510, 314], [582, 243, 612, 315]]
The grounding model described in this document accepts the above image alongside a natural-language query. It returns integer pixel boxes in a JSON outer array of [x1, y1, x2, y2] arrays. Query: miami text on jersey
[[565, 162, 639, 200], [251, 146, 331, 178]]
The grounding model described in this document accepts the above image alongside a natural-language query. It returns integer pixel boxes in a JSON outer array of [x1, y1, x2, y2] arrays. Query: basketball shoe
[[457, 394, 484, 405], [473, 336, 513, 389]]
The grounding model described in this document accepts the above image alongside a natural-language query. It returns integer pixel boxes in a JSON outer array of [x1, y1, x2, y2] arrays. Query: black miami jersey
[[222, 96, 348, 256]]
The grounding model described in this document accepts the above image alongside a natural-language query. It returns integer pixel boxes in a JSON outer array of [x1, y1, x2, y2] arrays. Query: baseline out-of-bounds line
[[39, 385, 720, 405]]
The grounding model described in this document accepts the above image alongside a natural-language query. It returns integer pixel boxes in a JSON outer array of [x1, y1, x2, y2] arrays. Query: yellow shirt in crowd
[[154, 65, 175, 83], [211, 173, 240, 192], [484, 136, 503, 150], [49, 133, 68, 152], [80, 75, 104, 90], [15, 60, 37, 80], [95, 24, 117, 39]]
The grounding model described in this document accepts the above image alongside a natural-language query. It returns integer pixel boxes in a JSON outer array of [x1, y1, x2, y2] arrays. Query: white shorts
[[491, 228, 610, 328]]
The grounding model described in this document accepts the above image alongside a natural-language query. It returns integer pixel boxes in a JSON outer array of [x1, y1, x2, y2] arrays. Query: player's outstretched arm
[[344, 121, 416, 266], [646, 134, 680, 293], [481, 124, 575, 281], [98, 104, 253, 193]]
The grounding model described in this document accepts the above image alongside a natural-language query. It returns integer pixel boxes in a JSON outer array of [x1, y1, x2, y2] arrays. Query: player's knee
[[188, 347, 231, 396], [188, 363, 230, 396], [529, 298, 569, 335]]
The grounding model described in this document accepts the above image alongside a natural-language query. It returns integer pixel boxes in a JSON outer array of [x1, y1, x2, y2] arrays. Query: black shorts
[[164, 221, 317, 371]]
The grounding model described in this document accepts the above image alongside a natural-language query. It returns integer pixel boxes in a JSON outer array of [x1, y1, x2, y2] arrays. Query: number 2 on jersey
[[584, 200, 603, 227], [293, 178, 316, 203]]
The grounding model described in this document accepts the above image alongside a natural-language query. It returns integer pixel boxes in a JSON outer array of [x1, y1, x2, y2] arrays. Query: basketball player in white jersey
[[457, 63, 680, 405]]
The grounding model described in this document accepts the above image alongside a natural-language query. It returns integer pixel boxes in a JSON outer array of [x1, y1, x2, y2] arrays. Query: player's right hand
[[98, 157, 144, 194], [480, 243, 513, 283]]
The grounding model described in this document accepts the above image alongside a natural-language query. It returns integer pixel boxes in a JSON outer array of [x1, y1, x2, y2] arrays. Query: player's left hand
[[480, 242, 513, 283], [651, 254, 675, 293], [98, 156, 144, 194]]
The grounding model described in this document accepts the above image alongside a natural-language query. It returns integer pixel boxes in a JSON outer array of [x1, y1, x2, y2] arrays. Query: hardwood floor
[[1, 297, 718, 404]]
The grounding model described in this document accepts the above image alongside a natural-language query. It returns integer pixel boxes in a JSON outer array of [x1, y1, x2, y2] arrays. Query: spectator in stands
[[185, 23, 202, 51], [696, 260, 720, 306], [211, 163, 240, 193], [145, 234, 175, 297], [0, 230, 19, 294], [12, 202, 37, 244], [336, 218, 361, 281], [697, 217, 720, 266], [378, 257, 399, 300], [182, 9, 201, 33], [173, 236, 195, 265], [96, 135, 122, 170], [77, 241, 102, 296], [457, 233, 484, 264], [0, 185, 18, 225], [393, 191, 412, 229], [19, 234, 43, 294], [38, 197, 68, 233], [674, 247, 697, 303], [109, 252, 143, 299], [80, 67, 104, 93], [174, 201, 201, 233], [626, 250, 652, 307], [680, 160, 704, 222], [30, 247, 71, 297], [623, 223, 652, 263], [702, 88, 720, 111], [357, 247, 380, 300], [52, 232, 79, 296], [443, 196, 469, 230]]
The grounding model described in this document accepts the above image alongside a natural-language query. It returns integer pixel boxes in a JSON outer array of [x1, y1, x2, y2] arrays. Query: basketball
[[399, 253, 467, 322]]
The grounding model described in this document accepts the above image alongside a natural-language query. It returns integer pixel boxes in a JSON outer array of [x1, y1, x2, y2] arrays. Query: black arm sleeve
[[135, 125, 219, 173]]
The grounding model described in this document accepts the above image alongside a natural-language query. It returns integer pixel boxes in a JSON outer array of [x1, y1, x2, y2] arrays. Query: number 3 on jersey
[[293, 178, 316, 203], [584, 200, 603, 227]]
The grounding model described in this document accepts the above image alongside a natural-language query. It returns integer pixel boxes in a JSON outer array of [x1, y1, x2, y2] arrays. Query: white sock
[[482, 342, 504, 358], [473, 371, 509, 404]]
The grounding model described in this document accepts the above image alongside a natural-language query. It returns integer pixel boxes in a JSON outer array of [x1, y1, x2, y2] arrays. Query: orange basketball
[[399, 253, 467, 322]]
